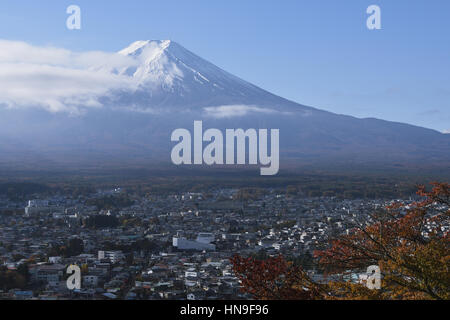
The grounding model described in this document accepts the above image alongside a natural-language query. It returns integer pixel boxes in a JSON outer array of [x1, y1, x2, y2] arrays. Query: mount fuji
[[0, 40, 449, 172], [97, 40, 308, 113]]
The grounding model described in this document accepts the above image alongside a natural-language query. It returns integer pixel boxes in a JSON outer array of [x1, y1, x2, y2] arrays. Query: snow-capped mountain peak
[[114, 40, 183, 86], [118, 40, 171, 57], [103, 40, 283, 109], [0, 40, 449, 170]]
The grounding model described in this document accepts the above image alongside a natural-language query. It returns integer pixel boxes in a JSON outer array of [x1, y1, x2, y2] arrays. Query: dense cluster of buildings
[[0, 188, 425, 300]]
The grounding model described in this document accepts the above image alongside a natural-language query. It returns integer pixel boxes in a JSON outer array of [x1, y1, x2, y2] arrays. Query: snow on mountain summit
[[118, 40, 172, 57], [115, 39, 218, 86], [100, 40, 298, 111], [114, 40, 184, 86]]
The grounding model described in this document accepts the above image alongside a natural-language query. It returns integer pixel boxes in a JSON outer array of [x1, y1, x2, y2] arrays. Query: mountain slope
[[0, 40, 449, 172]]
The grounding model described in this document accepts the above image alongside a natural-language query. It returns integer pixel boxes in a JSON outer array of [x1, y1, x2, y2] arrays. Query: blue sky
[[0, 0, 449, 132]]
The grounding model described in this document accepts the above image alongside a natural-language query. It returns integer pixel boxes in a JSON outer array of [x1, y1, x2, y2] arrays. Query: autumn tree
[[232, 183, 449, 300], [231, 255, 327, 300]]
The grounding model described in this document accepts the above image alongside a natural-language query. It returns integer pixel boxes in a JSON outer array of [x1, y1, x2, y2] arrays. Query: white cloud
[[0, 40, 135, 69], [443, 129, 450, 134], [0, 40, 138, 113], [203, 105, 286, 119]]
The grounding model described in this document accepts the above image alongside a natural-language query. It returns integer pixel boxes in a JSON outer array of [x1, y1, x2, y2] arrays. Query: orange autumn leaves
[[232, 183, 449, 300]]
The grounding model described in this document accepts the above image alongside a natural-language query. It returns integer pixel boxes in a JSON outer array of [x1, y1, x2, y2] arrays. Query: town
[[0, 185, 436, 300]]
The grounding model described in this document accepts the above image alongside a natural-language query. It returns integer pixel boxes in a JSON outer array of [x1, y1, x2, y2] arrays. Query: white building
[[98, 251, 125, 263], [31, 264, 66, 284], [25, 200, 51, 215], [196, 233, 215, 244], [48, 256, 62, 264], [173, 237, 216, 251], [25, 200, 63, 216]]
